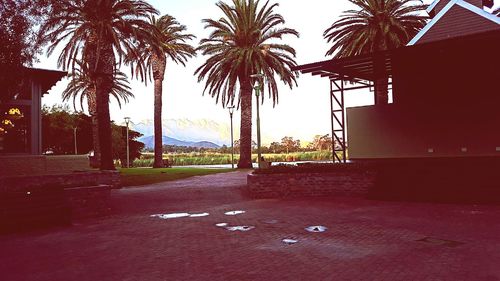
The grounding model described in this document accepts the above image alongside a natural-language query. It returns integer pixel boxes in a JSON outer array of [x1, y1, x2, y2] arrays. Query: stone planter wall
[[0, 171, 119, 224], [0, 170, 121, 192], [64, 185, 112, 220], [247, 170, 376, 199]]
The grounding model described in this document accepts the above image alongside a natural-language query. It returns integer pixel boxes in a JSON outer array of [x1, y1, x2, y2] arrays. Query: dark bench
[[0, 186, 71, 234]]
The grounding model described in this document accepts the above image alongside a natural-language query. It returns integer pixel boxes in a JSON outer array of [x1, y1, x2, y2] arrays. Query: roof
[[27, 68, 67, 95], [292, 51, 391, 82], [409, 0, 500, 45], [293, 29, 500, 82], [427, 0, 494, 14]]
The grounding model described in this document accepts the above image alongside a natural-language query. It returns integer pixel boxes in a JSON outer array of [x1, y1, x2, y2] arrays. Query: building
[[295, 0, 500, 162], [0, 68, 66, 155], [293, 0, 500, 201]]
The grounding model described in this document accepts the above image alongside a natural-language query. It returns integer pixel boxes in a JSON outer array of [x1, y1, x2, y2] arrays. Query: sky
[[36, 0, 498, 145]]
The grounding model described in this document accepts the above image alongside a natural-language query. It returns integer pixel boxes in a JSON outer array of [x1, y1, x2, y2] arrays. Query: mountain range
[[138, 135, 220, 149], [131, 118, 230, 147]]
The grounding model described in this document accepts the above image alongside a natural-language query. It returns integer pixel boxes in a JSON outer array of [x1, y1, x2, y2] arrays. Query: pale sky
[[37, 0, 496, 145]]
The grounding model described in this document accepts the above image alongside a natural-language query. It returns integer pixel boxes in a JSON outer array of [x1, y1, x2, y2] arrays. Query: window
[[0, 105, 31, 153]]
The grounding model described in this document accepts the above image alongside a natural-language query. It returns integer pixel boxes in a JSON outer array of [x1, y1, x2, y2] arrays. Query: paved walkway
[[1, 171, 500, 281]]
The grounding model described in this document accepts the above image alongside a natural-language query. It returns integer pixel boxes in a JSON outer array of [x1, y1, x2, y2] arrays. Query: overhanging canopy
[[293, 29, 500, 83]]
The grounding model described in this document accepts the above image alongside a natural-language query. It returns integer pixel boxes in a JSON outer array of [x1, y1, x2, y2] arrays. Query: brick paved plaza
[[1, 171, 500, 281]]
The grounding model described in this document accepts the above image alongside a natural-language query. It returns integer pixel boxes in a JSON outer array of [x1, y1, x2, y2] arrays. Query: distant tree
[[42, 105, 143, 165], [311, 134, 333, 151], [269, 142, 282, 154], [0, 0, 51, 101], [220, 144, 229, 154], [111, 124, 144, 167], [281, 136, 300, 154], [42, 105, 93, 154]]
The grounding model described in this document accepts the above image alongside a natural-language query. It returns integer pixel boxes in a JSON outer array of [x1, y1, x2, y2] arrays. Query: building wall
[[347, 38, 500, 160], [347, 103, 500, 159]]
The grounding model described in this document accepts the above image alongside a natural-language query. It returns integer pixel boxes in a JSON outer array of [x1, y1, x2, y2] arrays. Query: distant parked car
[[43, 149, 54, 155]]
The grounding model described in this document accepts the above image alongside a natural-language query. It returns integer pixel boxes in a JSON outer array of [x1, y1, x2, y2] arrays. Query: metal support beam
[[330, 79, 347, 163]]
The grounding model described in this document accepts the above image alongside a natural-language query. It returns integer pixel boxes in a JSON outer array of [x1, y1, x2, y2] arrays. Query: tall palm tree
[[39, 0, 157, 170], [62, 62, 134, 162], [324, 0, 428, 104], [136, 15, 196, 168], [196, 0, 299, 168]]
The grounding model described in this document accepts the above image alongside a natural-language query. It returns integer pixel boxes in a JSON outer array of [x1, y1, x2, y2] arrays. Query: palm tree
[[323, 0, 428, 104], [62, 62, 134, 162], [39, 0, 157, 170], [195, 0, 299, 168], [136, 15, 196, 168]]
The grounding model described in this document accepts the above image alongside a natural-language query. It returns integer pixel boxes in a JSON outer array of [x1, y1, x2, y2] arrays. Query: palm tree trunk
[[153, 77, 164, 168], [152, 54, 166, 168], [237, 80, 253, 168], [87, 90, 100, 166], [95, 44, 115, 170], [374, 54, 389, 105], [374, 78, 389, 104]]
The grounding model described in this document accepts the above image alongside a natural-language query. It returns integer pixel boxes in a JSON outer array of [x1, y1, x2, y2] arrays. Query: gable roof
[[408, 0, 500, 45]]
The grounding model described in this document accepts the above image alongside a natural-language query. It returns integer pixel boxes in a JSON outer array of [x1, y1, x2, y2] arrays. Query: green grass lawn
[[119, 167, 233, 187]]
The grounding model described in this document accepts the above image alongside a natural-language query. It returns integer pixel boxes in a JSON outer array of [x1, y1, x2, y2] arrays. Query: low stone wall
[[45, 155, 92, 174], [0, 170, 121, 192], [0, 155, 94, 177], [247, 169, 376, 198], [65, 185, 112, 220], [0, 155, 47, 177], [0, 171, 119, 224]]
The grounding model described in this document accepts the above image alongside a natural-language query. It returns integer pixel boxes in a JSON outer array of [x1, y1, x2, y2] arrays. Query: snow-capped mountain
[[131, 118, 231, 146]]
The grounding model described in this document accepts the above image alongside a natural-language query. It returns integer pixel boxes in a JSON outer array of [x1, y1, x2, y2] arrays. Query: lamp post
[[228, 105, 235, 169], [73, 127, 78, 155], [251, 73, 264, 169], [124, 117, 131, 168]]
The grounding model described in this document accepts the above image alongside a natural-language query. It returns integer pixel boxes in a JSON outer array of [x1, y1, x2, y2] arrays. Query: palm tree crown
[[62, 62, 134, 111], [195, 0, 299, 107], [135, 15, 196, 82], [40, 0, 158, 73], [324, 0, 428, 57]]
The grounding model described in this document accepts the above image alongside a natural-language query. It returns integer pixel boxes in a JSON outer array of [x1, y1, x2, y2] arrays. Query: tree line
[[42, 105, 144, 166], [154, 134, 342, 154]]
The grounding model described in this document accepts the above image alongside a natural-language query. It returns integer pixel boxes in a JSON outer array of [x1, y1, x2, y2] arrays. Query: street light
[[251, 73, 264, 169], [124, 117, 131, 168], [228, 105, 235, 169]]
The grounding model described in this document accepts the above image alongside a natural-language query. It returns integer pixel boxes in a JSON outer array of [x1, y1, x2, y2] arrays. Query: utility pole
[[228, 105, 235, 169], [124, 117, 131, 168], [251, 73, 264, 169]]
